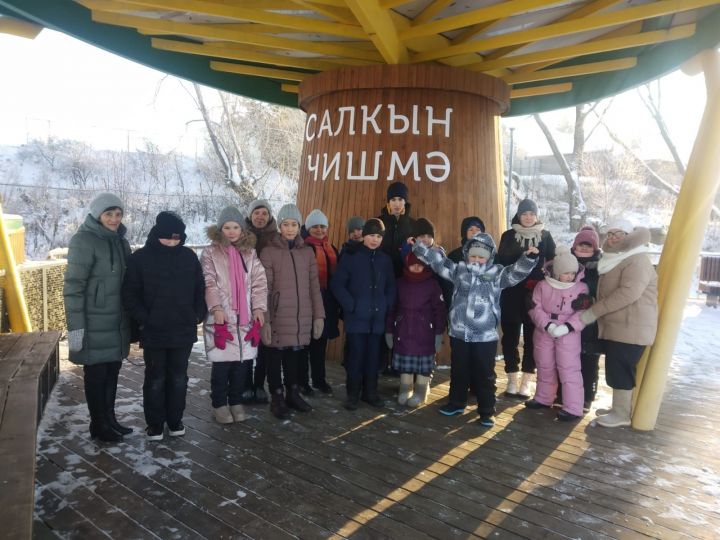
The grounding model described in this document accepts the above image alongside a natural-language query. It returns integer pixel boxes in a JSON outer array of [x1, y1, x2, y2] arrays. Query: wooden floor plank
[[33, 340, 720, 540]]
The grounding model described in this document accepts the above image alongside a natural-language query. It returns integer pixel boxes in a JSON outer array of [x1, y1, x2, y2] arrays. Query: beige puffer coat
[[594, 227, 658, 346], [201, 227, 268, 362], [259, 232, 324, 348]]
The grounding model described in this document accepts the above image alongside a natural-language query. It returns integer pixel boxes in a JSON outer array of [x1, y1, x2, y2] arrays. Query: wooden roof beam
[[510, 82, 572, 99], [481, 0, 624, 61], [413, 0, 455, 26], [151, 37, 340, 71], [344, 0, 409, 64], [502, 57, 637, 84], [469, 24, 696, 73], [0, 15, 43, 39], [90, 10, 383, 61], [211, 60, 310, 81], [116, 0, 369, 39], [412, 0, 720, 63], [401, 0, 564, 41]]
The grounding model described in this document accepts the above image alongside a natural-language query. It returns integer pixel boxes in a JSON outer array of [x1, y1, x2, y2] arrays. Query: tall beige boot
[[504, 372, 519, 396], [597, 389, 632, 428], [398, 374, 414, 405], [518, 372, 534, 399], [407, 375, 430, 408]]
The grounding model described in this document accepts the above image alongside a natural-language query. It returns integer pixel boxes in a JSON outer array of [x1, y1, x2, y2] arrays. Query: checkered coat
[[413, 238, 537, 343]]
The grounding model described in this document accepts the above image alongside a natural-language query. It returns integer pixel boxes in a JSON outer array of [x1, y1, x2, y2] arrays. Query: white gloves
[[261, 323, 272, 346], [312, 319, 324, 340], [580, 309, 598, 325], [551, 324, 570, 338], [546, 323, 558, 335], [385, 333, 394, 349], [68, 329, 84, 352]]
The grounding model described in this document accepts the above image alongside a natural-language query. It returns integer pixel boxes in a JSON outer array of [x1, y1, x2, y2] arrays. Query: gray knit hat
[[305, 209, 328, 229], [89, 192, 124, 219], [463, 232, 496, 262], [277, 203, 303, 226], [346, 216, 365, 233], [552, 246, 579, 278], [247, 198, 272, 218], [217, 206, 245, 229]]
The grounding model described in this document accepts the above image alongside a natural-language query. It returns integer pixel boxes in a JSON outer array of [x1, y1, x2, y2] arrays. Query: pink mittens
[[244, 320, 262, 348], [213, 323, 234, 350]]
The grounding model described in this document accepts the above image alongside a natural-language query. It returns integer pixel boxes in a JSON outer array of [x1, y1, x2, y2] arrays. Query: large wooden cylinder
[[296, 65, 510, 249]]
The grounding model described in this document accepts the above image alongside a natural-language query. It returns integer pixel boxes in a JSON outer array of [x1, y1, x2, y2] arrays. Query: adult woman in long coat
[[64, 192, 132, 443], [581, 219, 658, 428]]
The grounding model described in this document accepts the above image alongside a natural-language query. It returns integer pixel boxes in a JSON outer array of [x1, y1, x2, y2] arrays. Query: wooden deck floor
[[34, 332, 720, 539]]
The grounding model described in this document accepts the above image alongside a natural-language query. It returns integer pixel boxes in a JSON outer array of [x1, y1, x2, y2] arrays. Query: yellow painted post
[[632, 48, 720, 430], [0, 202, 32, 332]]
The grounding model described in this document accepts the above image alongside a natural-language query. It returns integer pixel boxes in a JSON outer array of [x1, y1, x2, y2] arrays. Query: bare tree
[[534, 113, 587, 230], [638, 81, 686, 176]]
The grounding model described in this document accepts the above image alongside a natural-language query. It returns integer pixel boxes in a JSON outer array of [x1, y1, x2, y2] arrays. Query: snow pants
[[533, 329, 584, 416]]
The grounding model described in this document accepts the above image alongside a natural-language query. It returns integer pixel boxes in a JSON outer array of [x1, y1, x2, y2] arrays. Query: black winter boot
[[286, 385, 312, 412], [361, 374, 385, 408], [85, 378, 122, 443], [270, 388, 289, 420], [344, 379, 361, 411], [106, 364, 132, 435]]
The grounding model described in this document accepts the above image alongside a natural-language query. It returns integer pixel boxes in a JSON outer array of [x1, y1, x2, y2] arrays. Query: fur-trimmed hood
[[603, 226, 650, 253], [206, 224, 257, 251]]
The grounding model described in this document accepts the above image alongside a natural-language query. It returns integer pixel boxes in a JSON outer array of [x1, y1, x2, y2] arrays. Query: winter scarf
[[511, 222, 545, 248], [305, 235, 337, 289], [598, 245, 649, 275], [226, 244, 250, 325], [402, 264, 432, 282]]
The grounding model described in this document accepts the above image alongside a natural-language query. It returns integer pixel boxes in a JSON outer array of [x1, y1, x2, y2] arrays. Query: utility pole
[[505, 127, 515, 229]]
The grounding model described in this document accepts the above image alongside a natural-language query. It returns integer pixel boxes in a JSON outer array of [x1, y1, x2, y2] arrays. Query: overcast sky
[[0, 29, 709, 163]]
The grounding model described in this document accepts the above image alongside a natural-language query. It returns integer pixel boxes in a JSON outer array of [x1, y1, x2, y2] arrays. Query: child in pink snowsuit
[[526, 246, 589, 421]]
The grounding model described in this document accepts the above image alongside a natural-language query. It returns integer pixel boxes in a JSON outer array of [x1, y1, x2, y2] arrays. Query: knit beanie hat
[[305, 209, 328, 229], [412, 217, 435, 238], [516, 198, 538, 217], [604, 218, 634, 234], [89, 192, 124, 219], [460, 216, 485, 240], [277, 203, 303, 226], [552, 246, 579, 278], [154, 211, 186, 240], [464, 232, 496, 262], [573, 225, 599, 251], [217, 206, 245, 229], [405, 252, 426, 268], [247, 199, 272, 218], [362, 218, 385, 237], [346, 216, 365, 233], [387, 181, 409, 202]]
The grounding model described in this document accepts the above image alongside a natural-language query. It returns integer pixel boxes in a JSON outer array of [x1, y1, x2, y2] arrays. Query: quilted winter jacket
[[413, 237, 537, 343], [386, 272, 446, 356], [201, 227, 268, 361], [330, 243, 396, 335], [122, 229, 207, 349], [63, 214, 131, 365], [594, 228, 658, 346], [260, 232, 325, 348], [528, 264, 589, 333]]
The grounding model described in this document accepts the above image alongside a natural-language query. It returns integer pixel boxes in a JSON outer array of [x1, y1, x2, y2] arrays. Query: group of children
[[119, 179, 618, 440]]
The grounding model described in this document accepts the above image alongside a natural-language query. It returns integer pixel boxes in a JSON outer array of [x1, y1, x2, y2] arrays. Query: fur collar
[[206, 225, 257, 251], [603, 227, 651, 254]]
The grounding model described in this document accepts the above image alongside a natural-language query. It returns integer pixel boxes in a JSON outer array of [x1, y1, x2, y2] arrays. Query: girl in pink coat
[[201, 207, 268, 425], [526, 246, 589, 421]]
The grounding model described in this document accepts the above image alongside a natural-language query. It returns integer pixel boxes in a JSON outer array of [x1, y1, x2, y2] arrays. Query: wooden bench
[[0, 332, 61, 540]]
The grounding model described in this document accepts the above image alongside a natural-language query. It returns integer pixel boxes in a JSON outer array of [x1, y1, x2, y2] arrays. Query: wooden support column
[[296, 65, 510, 250], [633, 48, 720, 430]]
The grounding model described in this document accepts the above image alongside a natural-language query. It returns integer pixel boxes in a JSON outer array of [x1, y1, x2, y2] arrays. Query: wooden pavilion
[[1, 1, 720, 537]]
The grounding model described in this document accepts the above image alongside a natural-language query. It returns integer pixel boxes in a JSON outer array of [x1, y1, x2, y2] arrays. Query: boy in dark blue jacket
[[331, 218, 396, 410]]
